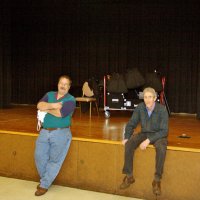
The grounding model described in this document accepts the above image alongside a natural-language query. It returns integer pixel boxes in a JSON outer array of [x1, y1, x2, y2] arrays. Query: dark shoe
[[36, 184, 40, 189], [120, 175, 135, 189], [35, 186, 48, 196], [152, 180, 161, 195]]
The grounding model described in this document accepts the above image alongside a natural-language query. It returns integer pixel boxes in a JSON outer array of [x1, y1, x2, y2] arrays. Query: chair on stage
[[76, 82, 99, 117]]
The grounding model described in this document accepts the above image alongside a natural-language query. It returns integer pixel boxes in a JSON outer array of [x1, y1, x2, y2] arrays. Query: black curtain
[[7, 0, 200, 117], [0, 0, 11, 108], [197, 45, 200, 119]]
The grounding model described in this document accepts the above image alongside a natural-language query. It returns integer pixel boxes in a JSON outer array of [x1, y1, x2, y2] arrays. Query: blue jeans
[[34, 128, 72, 189]]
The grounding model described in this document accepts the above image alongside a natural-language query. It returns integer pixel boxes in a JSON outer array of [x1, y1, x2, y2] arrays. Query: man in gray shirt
[[120, 87, 168, 196]]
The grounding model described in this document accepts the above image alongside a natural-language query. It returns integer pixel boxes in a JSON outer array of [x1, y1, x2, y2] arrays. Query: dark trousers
[[122, 133, 168, 181]]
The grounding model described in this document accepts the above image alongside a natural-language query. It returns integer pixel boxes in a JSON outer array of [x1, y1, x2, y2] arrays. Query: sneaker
[[152, 180, 161, 195], [119, 175, 135, 189]]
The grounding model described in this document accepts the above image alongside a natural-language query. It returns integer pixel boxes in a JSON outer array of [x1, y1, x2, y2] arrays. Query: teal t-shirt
[[42, 91, 76, 128]]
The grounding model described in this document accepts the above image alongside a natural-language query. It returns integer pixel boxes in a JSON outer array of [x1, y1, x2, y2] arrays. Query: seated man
[[120, 87, 168, 196]]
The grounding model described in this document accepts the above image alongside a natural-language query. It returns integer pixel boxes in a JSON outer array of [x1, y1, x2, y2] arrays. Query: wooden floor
[[0, 105, 200, 150]]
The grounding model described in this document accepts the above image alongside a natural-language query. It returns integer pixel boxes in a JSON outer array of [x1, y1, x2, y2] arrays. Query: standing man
[[120, 87, 168, 196], [34, 75, 76, 196]]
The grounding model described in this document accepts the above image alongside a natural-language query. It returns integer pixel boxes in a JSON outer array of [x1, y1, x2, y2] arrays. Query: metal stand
[[160, 77, 171, 116], [163, 91, 171, 116]]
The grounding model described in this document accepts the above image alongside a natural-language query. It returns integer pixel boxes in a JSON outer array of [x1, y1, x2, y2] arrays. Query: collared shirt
[[124, 102, 168, 143], [146, 102, 155, 117]]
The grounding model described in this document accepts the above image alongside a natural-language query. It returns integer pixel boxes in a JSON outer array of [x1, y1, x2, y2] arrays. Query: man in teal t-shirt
[[34, 75, 76, 196]]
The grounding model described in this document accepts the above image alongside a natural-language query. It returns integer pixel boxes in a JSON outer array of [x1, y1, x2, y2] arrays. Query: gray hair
[[143, 87, 157, 98]]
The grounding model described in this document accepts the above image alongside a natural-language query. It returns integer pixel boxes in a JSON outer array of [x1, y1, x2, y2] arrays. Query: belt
[[43, 127, 69, 131]]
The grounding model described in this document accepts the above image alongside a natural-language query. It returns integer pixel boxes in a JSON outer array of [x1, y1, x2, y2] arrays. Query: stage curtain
[[0, 0, 11, 108], [197, 52, 200, 119], [8, 1, 200, 115]]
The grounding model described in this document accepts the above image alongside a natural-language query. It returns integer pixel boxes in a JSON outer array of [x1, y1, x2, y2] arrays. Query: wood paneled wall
[[0, 131, 199, 200]]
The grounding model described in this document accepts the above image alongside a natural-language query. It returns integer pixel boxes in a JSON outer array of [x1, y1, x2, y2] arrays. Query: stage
[[0, 105, 200, 150], [0, 105, 200, 200]]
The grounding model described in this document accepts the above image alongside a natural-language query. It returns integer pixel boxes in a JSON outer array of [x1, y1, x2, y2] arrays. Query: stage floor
[[0, 105, 200, 149]]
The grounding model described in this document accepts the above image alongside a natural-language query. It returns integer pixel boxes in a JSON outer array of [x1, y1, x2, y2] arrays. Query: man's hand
[[51, 102, 63, 110], [139, 138, 150, 150], [37, 102, 63, 111], [122, 139, 128, 145], [47, 102, 63, 117]]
